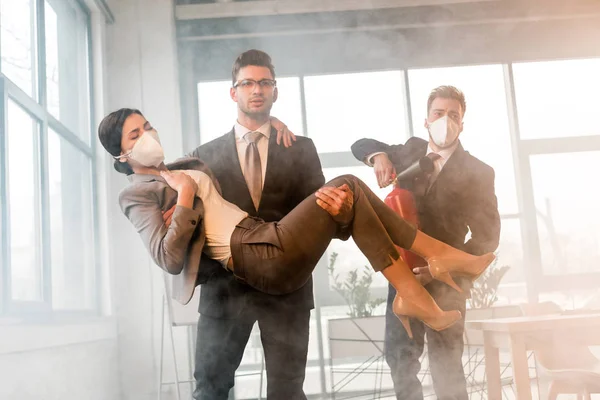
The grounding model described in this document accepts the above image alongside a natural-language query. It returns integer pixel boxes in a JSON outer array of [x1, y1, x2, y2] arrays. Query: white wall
[[103, 0, 189, 399], [0, 341, 120, 400]]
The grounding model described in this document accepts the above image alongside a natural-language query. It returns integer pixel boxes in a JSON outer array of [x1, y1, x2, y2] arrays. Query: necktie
[[426, 152, 442, 192], [244, 131, 263, 210]]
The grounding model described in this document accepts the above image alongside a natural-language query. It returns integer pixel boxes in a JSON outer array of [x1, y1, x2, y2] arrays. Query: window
[[529, 151, 600, 276], [0, 0, 97, 314], [7, 100, 43, 302], [45, 0, 91, 143], [1, 0, 38, 98], [48, 129, 96, 310], [513, 58, 600, 140], [197, 77, 303, 144], [304, 71, 408, 153]]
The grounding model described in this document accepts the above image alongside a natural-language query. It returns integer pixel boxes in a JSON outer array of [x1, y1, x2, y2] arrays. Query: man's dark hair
[[231, 49, 276, 85], [98, 108, 143, 175]]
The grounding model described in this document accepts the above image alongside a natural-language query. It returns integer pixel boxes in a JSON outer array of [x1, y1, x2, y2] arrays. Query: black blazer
[[352, 137, 501, 285], [189, 127, 325, 318]]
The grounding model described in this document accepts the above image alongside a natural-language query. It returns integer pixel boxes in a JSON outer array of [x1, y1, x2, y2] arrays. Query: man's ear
[[230, 86, 238, 102], [273, 86, 278, 103]]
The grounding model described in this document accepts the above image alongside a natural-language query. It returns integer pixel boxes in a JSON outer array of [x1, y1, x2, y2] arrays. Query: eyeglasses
[[233, 79, 277, 90]]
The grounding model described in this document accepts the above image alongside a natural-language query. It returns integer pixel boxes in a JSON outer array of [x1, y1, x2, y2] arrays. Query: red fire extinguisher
[[384, 156, 434, 270]]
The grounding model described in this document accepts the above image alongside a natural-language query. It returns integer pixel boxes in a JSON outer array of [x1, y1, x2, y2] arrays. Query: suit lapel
[[428, 142, 467, 195], [221, 129, 245, 182]]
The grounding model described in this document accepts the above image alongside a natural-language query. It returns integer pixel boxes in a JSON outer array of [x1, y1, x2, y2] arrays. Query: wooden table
[[466, 312, 600, 400]]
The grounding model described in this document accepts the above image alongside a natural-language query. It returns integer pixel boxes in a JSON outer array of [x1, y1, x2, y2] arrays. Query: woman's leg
[[320, 175, 495, 291], [232, 174, 490, 333], [257, 174, 460, 333]]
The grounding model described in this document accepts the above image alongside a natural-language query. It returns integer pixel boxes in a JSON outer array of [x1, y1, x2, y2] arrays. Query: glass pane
[[493, 218, 527, 306], [7, 99, 42, 301], [197, 80, 234, 144], [48, 129, 96, 310], [197, 77, 302, 145], [0, 0, 38, 98], [304, 71, 407, 153], [408, 65, 518, 215], [271, 77, 303, 136], [45, 0, 91, 143], [323, 166, 392, 290], [513, 58, 600, 139], [530, 152, 600, 275]]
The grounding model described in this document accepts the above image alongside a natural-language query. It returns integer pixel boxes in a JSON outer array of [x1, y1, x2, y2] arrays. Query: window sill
[[0, 316, 117, 354]]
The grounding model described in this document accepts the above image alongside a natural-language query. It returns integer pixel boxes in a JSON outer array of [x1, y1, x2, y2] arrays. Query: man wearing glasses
[[187, 49, 326, 399]]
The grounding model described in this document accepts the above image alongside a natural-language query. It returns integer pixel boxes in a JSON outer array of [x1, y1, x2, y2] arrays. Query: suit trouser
[[230, 174, 418, 295], [384, 280, 468, 400], [192, 305, 310, 400]]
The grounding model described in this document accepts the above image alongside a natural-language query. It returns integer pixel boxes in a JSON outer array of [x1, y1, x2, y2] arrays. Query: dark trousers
[[231, 174, 418, 295], [385, 280, 468, 400], [193, 306, 311, 400]]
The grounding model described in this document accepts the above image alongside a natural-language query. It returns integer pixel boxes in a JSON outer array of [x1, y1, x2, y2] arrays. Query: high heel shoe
[[427, 253, 496, 292], [392, 294, 462, 339]]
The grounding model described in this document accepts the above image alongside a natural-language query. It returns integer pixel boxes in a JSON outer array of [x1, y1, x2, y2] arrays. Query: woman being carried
[[99, 108, 494, 337]]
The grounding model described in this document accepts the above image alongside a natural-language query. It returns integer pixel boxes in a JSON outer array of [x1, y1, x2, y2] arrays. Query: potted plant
[[327, 252, 386, 318], [467, 255, 511, 310]]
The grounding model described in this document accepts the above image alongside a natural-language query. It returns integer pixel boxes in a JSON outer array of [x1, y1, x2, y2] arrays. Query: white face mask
[[116, 130, 165, 167], [427, 115, 460, 148]]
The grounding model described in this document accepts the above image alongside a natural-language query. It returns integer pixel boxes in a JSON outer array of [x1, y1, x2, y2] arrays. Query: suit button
[[190, 220, 197, 225]]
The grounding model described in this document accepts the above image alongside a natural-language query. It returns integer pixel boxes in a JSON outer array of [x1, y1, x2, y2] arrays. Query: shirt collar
[[426, 140, 460, 161], [127, 172, 164, 184], [234, 120, 272, 141]]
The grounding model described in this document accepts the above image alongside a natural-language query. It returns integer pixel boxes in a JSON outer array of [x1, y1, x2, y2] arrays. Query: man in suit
[[185, 49, 326, 400], [351, 85, 501, 400]]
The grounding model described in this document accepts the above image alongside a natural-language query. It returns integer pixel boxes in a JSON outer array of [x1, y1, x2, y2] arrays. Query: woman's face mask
[[117, 130, 165, 167], [427, 115, 461, 148]]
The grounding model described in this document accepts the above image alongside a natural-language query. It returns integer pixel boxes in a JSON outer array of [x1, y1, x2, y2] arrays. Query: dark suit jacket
[[352, 136, 501, 290], [188, 127, 325, 318]]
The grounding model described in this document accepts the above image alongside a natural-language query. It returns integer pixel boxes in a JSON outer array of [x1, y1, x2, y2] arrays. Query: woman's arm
[[119, 175, 200, 274]]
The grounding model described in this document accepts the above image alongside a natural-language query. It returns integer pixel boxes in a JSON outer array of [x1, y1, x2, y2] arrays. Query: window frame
[[0, 0, 100, 317]]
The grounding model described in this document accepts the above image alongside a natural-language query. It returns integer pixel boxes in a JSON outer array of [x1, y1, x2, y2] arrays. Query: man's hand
[[413, 266, 433, 286], [270, 116, 296, 148], [162, 205, 176, 228], [372, 153, 396, 188], [315, 184, 353, 225]]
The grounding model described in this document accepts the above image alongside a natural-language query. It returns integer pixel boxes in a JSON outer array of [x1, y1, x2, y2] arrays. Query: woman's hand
[[270, 116, 296, 148], [160, 170, 198, 194], [160, 170, 197, 210]]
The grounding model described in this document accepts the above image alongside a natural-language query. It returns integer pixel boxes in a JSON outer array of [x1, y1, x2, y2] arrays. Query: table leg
[[510, 333, 532, 400], [483, 332, 502, 400]]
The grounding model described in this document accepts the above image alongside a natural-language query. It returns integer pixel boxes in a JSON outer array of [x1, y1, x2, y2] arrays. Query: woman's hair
[[98, 108, 143, 175]]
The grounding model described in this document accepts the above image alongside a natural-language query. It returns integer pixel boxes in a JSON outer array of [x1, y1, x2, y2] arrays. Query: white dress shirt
[[425, 141, 459, 185], [182, 169, 248, 267], [234, 120, 271, 188]]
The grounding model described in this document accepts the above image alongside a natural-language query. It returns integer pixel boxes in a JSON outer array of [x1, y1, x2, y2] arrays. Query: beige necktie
[[243, 131, 263, 210]]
